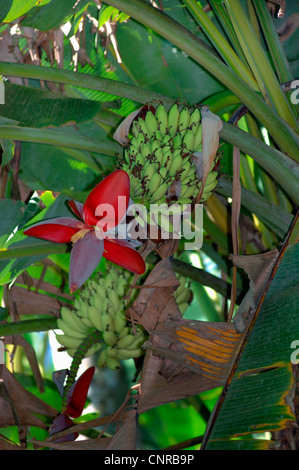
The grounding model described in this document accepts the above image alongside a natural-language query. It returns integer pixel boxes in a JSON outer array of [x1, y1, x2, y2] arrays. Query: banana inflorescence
[[56, 266, 193, 370], [56, 267, 146, 371], [120, 103, 220, 209]]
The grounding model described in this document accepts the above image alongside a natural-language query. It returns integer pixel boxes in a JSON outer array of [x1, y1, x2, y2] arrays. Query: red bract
[[49, 414, 78, 442], [65, 366, 95, 419], [50, 367, 95, 442], [24, 170, 146, 292]]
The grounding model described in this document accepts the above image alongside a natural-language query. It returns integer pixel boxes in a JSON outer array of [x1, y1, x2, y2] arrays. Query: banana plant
[[0, 0, 298, 450]]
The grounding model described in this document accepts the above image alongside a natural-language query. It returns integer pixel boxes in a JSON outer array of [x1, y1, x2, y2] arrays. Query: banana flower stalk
[[24, 170, 145, 292]]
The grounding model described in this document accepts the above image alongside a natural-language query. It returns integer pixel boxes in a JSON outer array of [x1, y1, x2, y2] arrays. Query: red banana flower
[[50, 366, 95, 442], [64, 366, 95, 419], [24, 170, 145, 292]]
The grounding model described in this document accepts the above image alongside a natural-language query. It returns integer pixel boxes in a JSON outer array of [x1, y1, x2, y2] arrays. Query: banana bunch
[[120, 103, 220, 209], [174, 275, 192, 315], [55, 267, 147, 370]]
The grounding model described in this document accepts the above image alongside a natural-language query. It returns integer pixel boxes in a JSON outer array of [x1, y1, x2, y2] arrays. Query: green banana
[[80, 315, 95, 329], [114, 310, 127, 334], [97, 349, 107, 368], [168, 153, 183, 177], [178, 107, 190, 138], [85, 343, 102, 358], [57, 318, 88, 339], [150, 182, 168, 203], [105, 356, 121, 371], [180, 185, 195, 200], [116, 334, 136, 349], [101, 312, 115, 331], [190, 108, 201, 134], [87, 305, 104, 331], [106, 346, 118, 359], [156, 103, 168, 134], [175, 286, 191, 305], [55, 334, 83, 349], [145, 111, 158, 137], [179, 302, 189, 314], [117, 348, 144, 360], [183, 129, 195, 152], [103, 330, 117, 346], [146, 172, 163, 197], [60, 307, 88, 334], [118, 326, 130, 339], [168, 104, 180, 137], [194, 125, 202, 152], [108, 290, 121, 314], [125, 334, 145, 350], [118, 102, 220, 211]]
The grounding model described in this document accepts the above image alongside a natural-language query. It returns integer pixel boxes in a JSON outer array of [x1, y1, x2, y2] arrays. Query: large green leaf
[[0, 199, 25, 244], [116, 18, 224, 104], [1, 82, 101, 128], [20, 0, 89, 31], [202, 234, 299, 449], [1, 0, 40, 23]]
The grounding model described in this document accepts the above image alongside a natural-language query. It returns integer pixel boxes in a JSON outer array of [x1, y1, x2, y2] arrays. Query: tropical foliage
[[0, 0, 298, 450]]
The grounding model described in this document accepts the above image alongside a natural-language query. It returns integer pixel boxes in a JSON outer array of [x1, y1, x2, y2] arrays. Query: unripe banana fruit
[[57, 266, 147, 370], [117, 103, 221, 212]]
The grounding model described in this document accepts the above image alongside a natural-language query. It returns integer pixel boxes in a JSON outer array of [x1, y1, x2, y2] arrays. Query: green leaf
[[19, 142, 99, 193], [1, 82, 101, 128], [1, 0, 42, 23], [1, 138, 14, 165], [20, 0, 87, 32], [0, 199, 25, 245], [116, 14, 224, 104], [203, 239, 299, 449]]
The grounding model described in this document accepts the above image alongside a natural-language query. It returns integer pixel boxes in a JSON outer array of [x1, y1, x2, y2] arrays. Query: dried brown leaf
[[34, 390, 138, 450], [277, 13, 299, 41], [0, 435, 23, 450], [129, 258, 180, 331], [113, 107, 143, 145], [5, 273, 72, 318], [155, 239, 180, 259], [148, 318, 243, 379], [4, 335, 44, 392], [107, 407, 137, 450], [228, 142, 241, 321], [138, 317, 243, 413], [201, 107, 223, 187], [0, 365, 57, 429], [231, 249, 279, 331]]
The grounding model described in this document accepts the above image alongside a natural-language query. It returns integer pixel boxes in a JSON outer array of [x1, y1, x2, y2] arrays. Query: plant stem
[[1, 60, 299, 160], [0, 125, 121, 155], [101, 0, 299, 160], [61, 331, 102, 413], [182, 0, 258, 90], [171, 258, 241, 299], [0, 242, 235, 298], [220, 122, 299, 204], [223, 0, 297, 128], [217, 176, 292, 239], [210, 1, 248, 64], [0, 62, 174, 108], [0, 317, 58, 336], [251, 0, 293, 85], [0, 242, 68, 260]]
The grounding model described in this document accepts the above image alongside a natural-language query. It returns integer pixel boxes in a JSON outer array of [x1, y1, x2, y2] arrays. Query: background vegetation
[[0, 0, 298, 450]]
